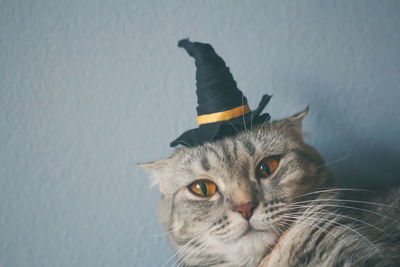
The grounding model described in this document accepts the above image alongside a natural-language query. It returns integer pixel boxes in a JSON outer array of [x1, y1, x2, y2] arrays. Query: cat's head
[[141, 108, 333, 266]]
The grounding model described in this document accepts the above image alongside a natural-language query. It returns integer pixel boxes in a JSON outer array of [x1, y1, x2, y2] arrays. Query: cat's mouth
[[238, 224, 262, 238]]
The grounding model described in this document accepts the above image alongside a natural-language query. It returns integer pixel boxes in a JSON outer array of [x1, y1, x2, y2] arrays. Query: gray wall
[[1, 0, 399, 266]]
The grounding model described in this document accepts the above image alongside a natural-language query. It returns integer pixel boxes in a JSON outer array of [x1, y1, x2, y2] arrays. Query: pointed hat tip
[[178, 38, 191, 48]]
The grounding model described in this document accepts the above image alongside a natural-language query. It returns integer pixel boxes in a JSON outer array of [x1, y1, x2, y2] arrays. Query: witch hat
[[170, 39, 271, 147]]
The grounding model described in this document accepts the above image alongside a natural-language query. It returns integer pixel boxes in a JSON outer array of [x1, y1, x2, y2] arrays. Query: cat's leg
[[257, 225, 294, 267]]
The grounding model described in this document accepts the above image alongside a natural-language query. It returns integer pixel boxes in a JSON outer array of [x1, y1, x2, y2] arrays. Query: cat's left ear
[[139, 158, 171, 194], [284, 106, 309, 133]]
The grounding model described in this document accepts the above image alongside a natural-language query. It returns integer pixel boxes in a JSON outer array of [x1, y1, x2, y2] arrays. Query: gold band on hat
[[197, 105, 251, 125]]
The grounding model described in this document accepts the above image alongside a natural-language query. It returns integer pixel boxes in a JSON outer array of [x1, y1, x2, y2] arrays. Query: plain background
[[1, 1, 399, 266]]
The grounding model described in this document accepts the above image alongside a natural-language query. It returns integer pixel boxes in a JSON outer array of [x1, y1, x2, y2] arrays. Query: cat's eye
[[188, 180, 218, 197], [256, 156, 281, 179]]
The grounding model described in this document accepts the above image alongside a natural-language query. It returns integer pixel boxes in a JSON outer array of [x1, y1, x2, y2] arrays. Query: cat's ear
[[283, 106, 309, 133], [139, 158, 171, 194]]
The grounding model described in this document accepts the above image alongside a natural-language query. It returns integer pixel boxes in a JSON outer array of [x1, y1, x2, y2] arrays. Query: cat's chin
[[223, 229, 275, 266], [238, 224, 267, 239], [231, 217, 277, 242], [237, 225, 253, 238]]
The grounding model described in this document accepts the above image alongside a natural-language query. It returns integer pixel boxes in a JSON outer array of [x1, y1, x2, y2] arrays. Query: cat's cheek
[[249, 214, 268, 231], [249, 208, 276, 231]]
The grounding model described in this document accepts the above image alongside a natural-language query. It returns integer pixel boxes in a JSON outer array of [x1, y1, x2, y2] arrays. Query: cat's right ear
[[285, 106, 309, 132], [271, 106, 309, 137], [138, 158, 171, 194]]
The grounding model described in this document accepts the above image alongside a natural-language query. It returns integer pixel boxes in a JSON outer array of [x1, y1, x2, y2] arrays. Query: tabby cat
[[141, 110, 400, 266], [141, 39, 399, 266]]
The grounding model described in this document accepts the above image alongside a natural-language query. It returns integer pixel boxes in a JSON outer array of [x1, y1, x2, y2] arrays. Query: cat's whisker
[[267, 222, 282, 239], [226, 120, 240, 135], [279, 216, 340, 243], [261, 113, 270, 127], [276, 219, 291, 230], [273, 223, 287, 238], [241, 94, 247, 133], [278, 220, 294, 232], [285, 209, 385, 233], [175, 244, 209, 267], [161, 227, 214, 267], [274, 220, 293, 239], [250, 108, 254, 131], [179, 236, 214, 267], [173, 227, 216, 267], [290, 198, 399, 210], [314, 154, 350, 169], [287, 203, 394, 221], [176, 234, 213, 267], [178, 231, 214, 262], [280, 214, 384, 259], [285, 187, 373, 201], [315, 186, 373, 192], [175, 242, 207, 267], [287, 206, 394, 261], [281, 215, 336, 235], [281, 215, 347, 241], [147, 229, 174, 238]]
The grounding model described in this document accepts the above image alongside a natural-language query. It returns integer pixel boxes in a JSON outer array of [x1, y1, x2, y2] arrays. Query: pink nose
[[235, 202, 256, 220]]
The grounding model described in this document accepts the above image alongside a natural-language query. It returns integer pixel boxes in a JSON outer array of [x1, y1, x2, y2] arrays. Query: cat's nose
[[234, 202, 257, 220]]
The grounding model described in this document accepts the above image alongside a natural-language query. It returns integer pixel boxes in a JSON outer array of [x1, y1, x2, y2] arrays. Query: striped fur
[[142, 111, 400, 266]]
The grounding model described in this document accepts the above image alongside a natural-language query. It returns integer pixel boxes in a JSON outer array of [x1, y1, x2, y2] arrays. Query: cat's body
[[143, 110, 400, 266], [259, 188, 400, 267]]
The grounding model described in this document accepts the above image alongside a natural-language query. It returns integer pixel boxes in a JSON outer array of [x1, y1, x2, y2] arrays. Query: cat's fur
[[142, 109, 400, 266]]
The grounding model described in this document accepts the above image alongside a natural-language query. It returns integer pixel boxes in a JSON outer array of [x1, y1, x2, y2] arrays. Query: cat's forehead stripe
[[243, 139, 256, 157], [201, 157, 210, 171], [220, 140, 234, 168], [231, 138, 238, 159], [240, 159, 250, 181], [204, 146, 221, 160]]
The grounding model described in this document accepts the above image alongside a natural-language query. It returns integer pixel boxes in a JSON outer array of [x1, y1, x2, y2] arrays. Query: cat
[[141, 108, 400, 267]]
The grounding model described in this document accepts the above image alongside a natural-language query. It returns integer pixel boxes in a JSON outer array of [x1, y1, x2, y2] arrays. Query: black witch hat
[[170, 39, 271, 147]]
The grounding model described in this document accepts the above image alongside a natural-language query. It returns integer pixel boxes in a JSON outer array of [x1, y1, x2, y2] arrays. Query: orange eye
[[188, 180, 218, 197], [256, 156, 281, 179]]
